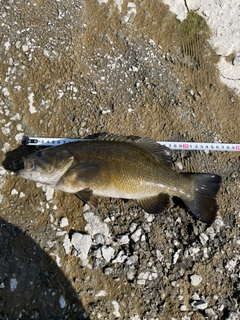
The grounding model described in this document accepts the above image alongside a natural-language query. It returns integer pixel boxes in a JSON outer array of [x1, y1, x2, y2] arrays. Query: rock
[[101, 246, 115, 262], [116, 234, 130, 245], [84, 212, 111, 244], [71, 232, 92, 265], [59, 217, 69, 228], [95, 290, 107, 297], [199, 232, 209, 245], [180, 305, 188, 311], [190, 274, 202, 286], [192, 300, 208, 310], [131, 228, 142, 242], [62, 234, 72, 254], [137, 272, 150, 285], [112, 250, 127, 263], [93, 233, 106, 245], [205, 308, 218, 319]]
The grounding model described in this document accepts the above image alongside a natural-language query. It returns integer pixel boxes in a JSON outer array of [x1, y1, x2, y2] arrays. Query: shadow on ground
[[0, 218, 88, 319]]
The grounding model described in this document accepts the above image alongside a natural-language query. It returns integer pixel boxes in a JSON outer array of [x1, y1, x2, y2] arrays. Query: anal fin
[[137, 193, 170, 214], [75, 188, 98, 207]]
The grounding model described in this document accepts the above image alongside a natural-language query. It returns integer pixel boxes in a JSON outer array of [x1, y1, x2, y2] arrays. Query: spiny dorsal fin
[[95, 133, 172, 167]]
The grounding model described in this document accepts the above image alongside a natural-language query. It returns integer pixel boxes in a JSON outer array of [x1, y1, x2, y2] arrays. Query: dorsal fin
[[95, 133, 172, 167]]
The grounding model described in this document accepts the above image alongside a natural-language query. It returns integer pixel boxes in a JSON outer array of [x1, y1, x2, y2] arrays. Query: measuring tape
[[22, 136, 240, 151]]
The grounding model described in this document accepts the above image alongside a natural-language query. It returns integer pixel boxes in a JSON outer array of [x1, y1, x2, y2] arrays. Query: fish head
[[17, 148, 74, 185]]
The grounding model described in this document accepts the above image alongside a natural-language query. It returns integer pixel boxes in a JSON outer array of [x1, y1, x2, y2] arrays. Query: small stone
[[225, 312, 239, 320], [129, 222, 138, 233], [112, 301, 120, 318], [112, 250, 127, 263], [63, 234, 72, 254], [191, 292, 200, 300], [95, 290, 107, 297], [117, 234, 130, 245], [199, 232, 209, 245], [192, 300, 208, 310], [71, 232, 92, 264], [180, 305, 188, 311], [131, 228, 142, 242], [59, 295, 67, 309], [173, 249, 181, 264], [232, 56, 240, 65], [93, 233, 106, 245], [59, 217, 69, 228], [101, 246, 115, 262], [137, 272, 150, 285], [190, 274, 202, 286], [126, 266, 136, 280], [205, 308, 218, 319]]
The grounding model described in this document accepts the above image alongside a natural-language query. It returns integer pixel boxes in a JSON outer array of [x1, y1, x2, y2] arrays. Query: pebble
[[59, 217, 69, 228], [190, 274, 202, 286], [232, 56, 240, 65], [71, 232, 92, 264], [95, 290, 107, 297], [84, 212, 111, 244], [112, 250, 127, 263], [116, 234, 130, 245], [180, 305, 188, 311], [173, 249, 181, 264], [131, 228, 142, 242], [101, 246, 115, 262], [199, 232, 209, 245], [192, 300, 208, 310], [205, 308, 218, 319], [225, 312, 239, 320], [93, 233, 106, 245]]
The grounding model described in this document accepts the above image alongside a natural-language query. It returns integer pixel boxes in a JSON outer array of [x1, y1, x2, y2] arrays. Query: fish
[[17, 134, 222, 224]]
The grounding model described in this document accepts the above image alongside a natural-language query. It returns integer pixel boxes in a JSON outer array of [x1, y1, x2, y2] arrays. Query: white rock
[[101, 246, 115, 262], [112, 301, 120, 318], [130, 315, 141, 320], [84, 212, 111, 244], [95, 290, 107, 297], [225, 312, 239, 320], [199, 232, 209, 245], [131, 228, 142, 242], [59, 217, 69, 228], [180, 305, 188, 311], [117, 234, 130, 245], [10, 278, 17, 291], [71, 233, 92, 264], [190, 274, 202, 286], [59, 295, 67, 309], [173, 249, 181, 264], [192, 300, 208, 310], [112, 250, 127, 263]]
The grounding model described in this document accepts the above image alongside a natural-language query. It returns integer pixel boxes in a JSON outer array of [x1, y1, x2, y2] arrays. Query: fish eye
[[36, 151, 42, 157]]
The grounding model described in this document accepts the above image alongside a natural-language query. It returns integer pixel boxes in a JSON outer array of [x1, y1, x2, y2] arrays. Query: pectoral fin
[[137, 193, 170, 214], [75, 188, 98, 207]]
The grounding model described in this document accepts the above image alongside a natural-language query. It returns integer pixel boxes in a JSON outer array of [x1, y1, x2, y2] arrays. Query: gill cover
[[19, 149, 74, 185]]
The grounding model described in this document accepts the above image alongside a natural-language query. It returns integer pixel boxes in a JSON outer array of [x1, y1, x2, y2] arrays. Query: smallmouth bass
[[17, 134, 222, 224]]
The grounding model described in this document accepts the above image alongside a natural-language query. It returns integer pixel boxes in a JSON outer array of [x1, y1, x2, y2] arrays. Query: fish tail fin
[[183, 174, 222, 224]]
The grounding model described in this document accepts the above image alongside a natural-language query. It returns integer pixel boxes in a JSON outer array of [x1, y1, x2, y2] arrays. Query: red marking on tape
[[182, 144, 189, 149], [236, 145, 240, 150]]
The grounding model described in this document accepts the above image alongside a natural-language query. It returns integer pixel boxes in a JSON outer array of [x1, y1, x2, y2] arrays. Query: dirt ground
[[0, 1, 239, 319]]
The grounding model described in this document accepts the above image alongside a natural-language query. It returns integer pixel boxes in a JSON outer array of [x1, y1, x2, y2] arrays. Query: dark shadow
[[0, 218, 89, 319], [2, 145, 46, 172]]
